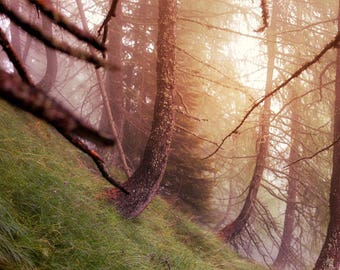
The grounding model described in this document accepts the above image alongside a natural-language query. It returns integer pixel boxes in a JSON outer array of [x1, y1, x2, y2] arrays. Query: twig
[[175, 124, 220, 147], [318, 61, 335, 100], [62, 133, 128, 194], [0, 70, 114, 146], [178, 17, 266, 41], [76, 0, 132, 177], [254, 0, 269, 33], [202, 33, 340, 160], [286, 136, 340, 167], [27, 0, 105, 52], [0, 1, 114, 69], [98, 0, 119, 45], [0, 28, 33, 85]]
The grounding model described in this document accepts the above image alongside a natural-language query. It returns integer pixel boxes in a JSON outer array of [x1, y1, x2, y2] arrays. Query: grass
[[0, 100, 264, 270]]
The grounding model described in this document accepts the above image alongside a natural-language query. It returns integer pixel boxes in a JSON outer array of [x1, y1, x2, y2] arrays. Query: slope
[[0, 99, 264, 270]]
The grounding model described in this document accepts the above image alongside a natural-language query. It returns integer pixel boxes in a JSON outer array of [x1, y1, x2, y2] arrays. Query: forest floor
[[0, 100, 264, 270]]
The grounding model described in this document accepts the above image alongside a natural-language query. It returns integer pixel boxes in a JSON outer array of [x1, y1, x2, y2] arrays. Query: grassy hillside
[[0, 100, 264, 270]]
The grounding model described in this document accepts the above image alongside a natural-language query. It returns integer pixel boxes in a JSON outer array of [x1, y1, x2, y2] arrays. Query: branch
[[0, 70, 114, 146], [27, 0, 105, 52], [319, 61, 336, 100], [202, 33, 340, 160], [276, 18, 337, 35], [286, 136, 340, 167], [98, 0, 119, 44], [175, 124, 220, 147], [254, 0, 269, 33], [0, 28, 33, 85], [178, 17, 266, 41], [75, 0, 132, 177], [0, 1, 114, 69], [61, 133, 128, 194]]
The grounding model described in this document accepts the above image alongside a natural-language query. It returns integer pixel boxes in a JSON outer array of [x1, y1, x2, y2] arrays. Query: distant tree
[[313, 2, 340, 269], [273, 89, 300, 269], [98, 0, 125, 167], [219, 0, 278, 243], [36, 2, 57, 92]]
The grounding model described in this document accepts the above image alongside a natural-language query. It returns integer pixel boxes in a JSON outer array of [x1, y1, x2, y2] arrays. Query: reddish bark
[[115, 0, 176, 218], [313, 2, 340, 268]]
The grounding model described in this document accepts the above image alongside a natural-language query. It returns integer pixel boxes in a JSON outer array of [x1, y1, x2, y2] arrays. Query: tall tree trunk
[[273, 96, 299, 269], [313, 2, 340, 269], [115, 0, 176, 218], [219, 1, 277, 242]]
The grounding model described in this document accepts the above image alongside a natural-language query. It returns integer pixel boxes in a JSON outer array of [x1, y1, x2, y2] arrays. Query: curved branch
[[286, 136, 340, 167], [0, 1, 114, 69], [0, 28, 33, 85], [203, 33, 340, 160], [98, 0, 119, 45], [27, 0, 105, 52], [62, 133, 128, 194], [0, 70, 114, 146]]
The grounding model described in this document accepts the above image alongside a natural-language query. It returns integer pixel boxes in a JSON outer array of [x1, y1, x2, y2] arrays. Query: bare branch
[[0, 1, 114, 69], [286, 136, 340, 167], [319, 61, 336, 100], [27, 0, 105, 52], [276, 18, 337, 35], [0, 28, 33, 85], [175, 124, 220, 147], [203, 33, 340, 160], [254, 0, 269, 33], [98, 0, 119, 44], [178, 17, 266, 41], [62, 133, 128, 194], [0, 70, 114, 146]]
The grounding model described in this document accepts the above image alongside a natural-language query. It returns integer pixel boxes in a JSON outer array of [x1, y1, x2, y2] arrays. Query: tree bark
[[273, 97, 299, 269], [313, 2, 340, 269], [115, 0, 176, 218], [219, 1, 277, 242]]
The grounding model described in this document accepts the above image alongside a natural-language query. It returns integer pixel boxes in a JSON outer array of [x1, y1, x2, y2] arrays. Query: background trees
[[0, 0, 339, 269]]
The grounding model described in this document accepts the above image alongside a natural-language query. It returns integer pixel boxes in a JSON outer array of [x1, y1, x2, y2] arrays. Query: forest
[[0, 0, 339, 269]]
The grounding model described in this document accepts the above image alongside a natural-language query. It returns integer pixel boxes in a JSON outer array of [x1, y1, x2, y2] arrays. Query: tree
[[313, 2, 340, 269], [219, 0, 278, 243], [97, 0, 126, 168], [115, 0, 177, 218], [273, 89, 300, 269]]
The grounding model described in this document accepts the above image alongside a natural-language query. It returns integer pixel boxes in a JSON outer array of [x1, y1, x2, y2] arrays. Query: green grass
[[0, 100, 264, 270]]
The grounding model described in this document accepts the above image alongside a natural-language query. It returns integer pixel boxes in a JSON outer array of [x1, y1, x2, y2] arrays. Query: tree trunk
[[313, 2, 340, 268], [115, 0, 176, 218], [273, 97, 299, 269], [219, 1, 277, 242]]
